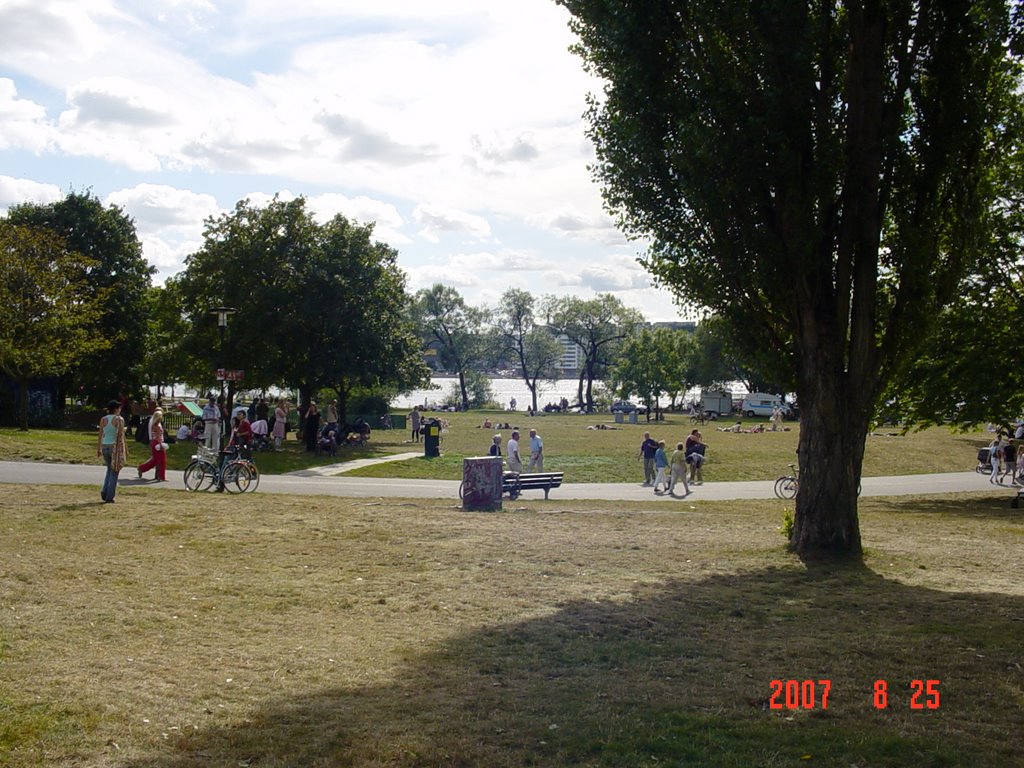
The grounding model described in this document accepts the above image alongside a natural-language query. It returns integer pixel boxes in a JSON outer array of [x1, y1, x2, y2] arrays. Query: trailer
[[700, 390, 733, 419]]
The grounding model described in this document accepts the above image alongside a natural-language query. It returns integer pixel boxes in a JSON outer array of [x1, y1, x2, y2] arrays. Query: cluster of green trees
[[413, 286, 654, 413], [0, 190, 765, 432], [413, 285, 792, 416], [0, 193, 427, 429]]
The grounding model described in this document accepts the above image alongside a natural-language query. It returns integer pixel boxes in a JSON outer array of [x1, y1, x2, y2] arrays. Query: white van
[[740, 394, 790, 418]]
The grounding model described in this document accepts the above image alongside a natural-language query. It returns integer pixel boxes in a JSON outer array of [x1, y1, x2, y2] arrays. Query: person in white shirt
[[527, 428, 544, 471], [201, 397, 221, 450], [507, 430, 522, 473]]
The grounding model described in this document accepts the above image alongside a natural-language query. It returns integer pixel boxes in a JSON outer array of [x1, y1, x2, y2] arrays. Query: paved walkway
[[0, 459, 1007, 502], [286, 451, 422, 477]]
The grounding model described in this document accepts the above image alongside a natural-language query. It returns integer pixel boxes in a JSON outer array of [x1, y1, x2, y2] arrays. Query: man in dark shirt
[[638, 432, 659, 486]]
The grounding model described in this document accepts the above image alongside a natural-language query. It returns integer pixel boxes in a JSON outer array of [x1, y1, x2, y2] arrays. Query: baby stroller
[[975, 447, 992, 475], [317, 425, 339, 457], [250, 419, 272, 452]]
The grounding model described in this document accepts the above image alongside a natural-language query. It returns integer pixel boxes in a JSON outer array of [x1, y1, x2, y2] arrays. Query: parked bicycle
[[774, 463, 799, 499], [774, 463, 861, 499], [690, 407, 712, 426], [183, 446, 256, 493]]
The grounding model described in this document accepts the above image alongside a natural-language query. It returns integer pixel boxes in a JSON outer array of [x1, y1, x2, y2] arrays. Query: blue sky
[[0, 0, 685, 321]]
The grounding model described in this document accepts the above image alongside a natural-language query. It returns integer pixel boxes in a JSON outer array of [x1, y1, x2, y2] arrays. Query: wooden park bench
[[503, 471, 564, 500]]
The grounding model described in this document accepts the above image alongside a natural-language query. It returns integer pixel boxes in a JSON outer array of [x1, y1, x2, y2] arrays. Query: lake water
[[391, 377, 752, 410], [392, 377, 585, 410]]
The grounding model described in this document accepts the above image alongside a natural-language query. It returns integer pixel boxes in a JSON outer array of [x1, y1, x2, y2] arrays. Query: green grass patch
[[0, 415, 1000, 483]]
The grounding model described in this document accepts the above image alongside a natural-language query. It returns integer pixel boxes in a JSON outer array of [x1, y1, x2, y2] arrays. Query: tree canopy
[[545, 294, 643, 411], [177, 196, 427, 419], [560, 0, 1022, 558], [413, 284, 490, 411], [0, 222, 110, 429], [492, 288, 562, 412], [6, 192, 152, 406], [614, 326, 697, 416]]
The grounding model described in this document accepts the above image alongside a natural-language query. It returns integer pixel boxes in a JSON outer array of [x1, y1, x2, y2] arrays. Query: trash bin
[[628, 411, 638, 424], [462, 456, 503, 512], [614, 412, 624, 424], [423, 419, 441, 457], [136, 415, 151, 445]]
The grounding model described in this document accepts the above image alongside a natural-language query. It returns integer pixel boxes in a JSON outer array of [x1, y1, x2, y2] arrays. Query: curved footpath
[[0, 459, 1006, 502]]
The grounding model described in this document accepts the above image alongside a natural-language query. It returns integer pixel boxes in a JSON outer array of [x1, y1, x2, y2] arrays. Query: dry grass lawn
[[1, 484, 1022, 767]]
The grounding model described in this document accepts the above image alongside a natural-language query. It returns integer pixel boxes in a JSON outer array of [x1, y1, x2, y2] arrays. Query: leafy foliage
[[0, 223, 110, 429], [491, 289, 562, 412], [413, 284, 490, 410], [544, 294, 643, 411], [559, 0, 1021, 557], [613, 326, 696, 413], [177, 196, 427, 420], [5, 192, 153, 405]]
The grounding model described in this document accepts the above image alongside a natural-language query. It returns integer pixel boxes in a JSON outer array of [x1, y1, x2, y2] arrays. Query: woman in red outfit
[[137, 409, 167, 481]]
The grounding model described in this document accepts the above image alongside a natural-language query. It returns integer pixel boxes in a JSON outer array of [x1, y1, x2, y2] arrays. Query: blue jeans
[[101, 445, 119, 501]]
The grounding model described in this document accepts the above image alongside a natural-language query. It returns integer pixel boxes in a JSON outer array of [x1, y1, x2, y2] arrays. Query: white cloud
[[579, 263, 653, 292], [105, 184, 222, 276], [447, 250, 535, 272], [0, 0, 686, 321], [106, 184, 220, 234], [405, 264, 481, 292], [0, 175, 63, 210], [413, 204, 492, 243], [0, 79, 53, 152], [307, 192, 409, 245]]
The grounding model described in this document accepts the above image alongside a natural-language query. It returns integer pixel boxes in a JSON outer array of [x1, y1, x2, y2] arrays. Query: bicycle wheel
[[244, 462, 260, 492], [774, 476, 798, 500], [222, 462, 252, 493], [184, 460, 214, 492]]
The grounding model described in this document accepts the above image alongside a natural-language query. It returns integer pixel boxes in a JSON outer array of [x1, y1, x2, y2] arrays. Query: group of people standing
[[638, 429, 706, 497], [489, 428, 544, 473]]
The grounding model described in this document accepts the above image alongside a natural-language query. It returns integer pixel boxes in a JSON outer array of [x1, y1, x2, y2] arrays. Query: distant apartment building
[[555, 334, 584, 374], [651, 320, 697, 333]]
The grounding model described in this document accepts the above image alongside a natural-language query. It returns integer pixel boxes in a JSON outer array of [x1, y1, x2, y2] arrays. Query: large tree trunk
[[790, 354, 871, 560]]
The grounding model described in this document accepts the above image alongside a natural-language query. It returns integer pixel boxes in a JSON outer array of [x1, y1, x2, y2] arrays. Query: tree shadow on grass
[[124, 565, 1024, 768], [868, 493, 1024, 522]]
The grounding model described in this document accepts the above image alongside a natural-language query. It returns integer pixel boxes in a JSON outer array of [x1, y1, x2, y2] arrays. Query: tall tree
[[884, 78, 1024, 430], [560, 0, 1020, 559], [139, 280, 207, 400], [413, 284, 490, 411], [0, 222, 109, 429], [545, 294, 644, 411], [492, 288, 562, 412], [179, 196, 427, 419], [614, 326, 694, 418], [692, 315, 792, 396], [6, 192, 153, 405]]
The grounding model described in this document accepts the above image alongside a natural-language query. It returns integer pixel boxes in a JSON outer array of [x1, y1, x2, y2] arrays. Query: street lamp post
[[211, 306, 235, 398]]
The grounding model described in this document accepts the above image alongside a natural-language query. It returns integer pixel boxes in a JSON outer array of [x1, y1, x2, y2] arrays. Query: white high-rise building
[[555, 335, 584, 373]]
